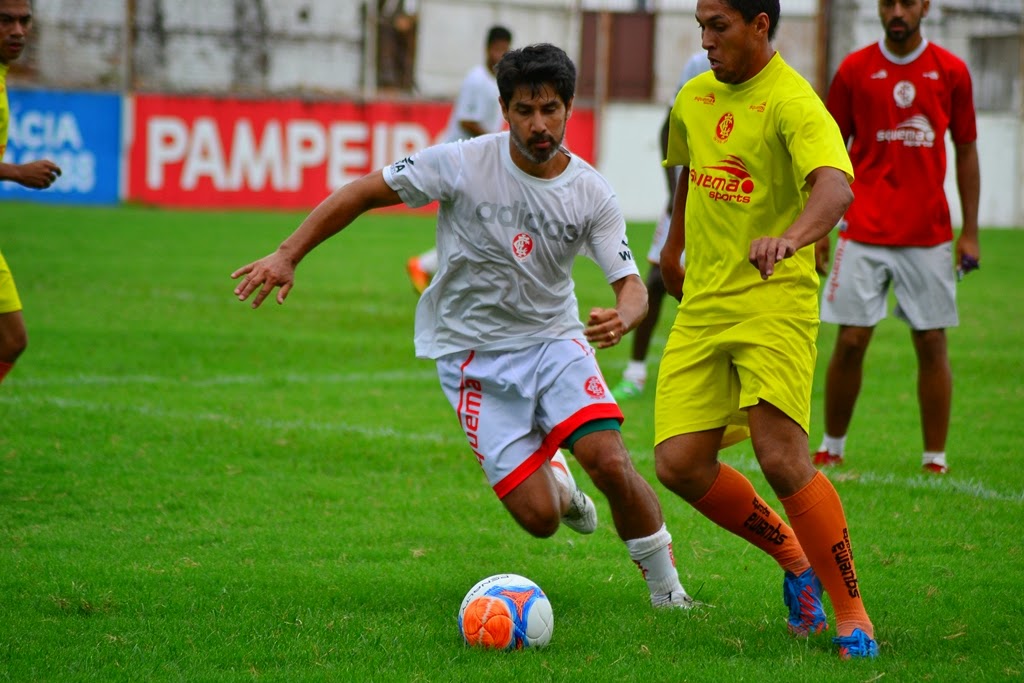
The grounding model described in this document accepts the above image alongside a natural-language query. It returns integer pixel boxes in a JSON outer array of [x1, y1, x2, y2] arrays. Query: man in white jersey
[[612, 50, 708, 400], [233, 43, 694, 610], [406, 25, 512, 294]]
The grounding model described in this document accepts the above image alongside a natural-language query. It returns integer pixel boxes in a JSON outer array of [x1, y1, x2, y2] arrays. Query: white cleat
[[561, 487, 598, 534], [651, 590, 696, 610]]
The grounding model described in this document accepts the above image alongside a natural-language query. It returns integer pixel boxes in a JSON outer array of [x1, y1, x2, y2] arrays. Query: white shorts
[[646, 211, 686, 268], [436, 339, 623, 499], [821, 238, 958, 330]]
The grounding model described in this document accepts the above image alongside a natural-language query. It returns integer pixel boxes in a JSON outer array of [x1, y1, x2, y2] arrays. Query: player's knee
[[0, 328, 27, 362], [580, 447, 634, 494], [515, 510, 561, 539]]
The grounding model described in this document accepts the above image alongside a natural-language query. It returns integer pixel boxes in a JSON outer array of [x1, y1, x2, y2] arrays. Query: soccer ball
[[457, 573, 554, 650]]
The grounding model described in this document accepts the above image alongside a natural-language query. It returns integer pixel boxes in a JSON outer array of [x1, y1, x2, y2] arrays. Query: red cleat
[[922, 462, 949, 474], [812, 449, 844, 467]]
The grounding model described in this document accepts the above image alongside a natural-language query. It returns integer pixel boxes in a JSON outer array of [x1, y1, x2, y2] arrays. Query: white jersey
[[382, 132, 640, 359], [443, 64, 505, 142]]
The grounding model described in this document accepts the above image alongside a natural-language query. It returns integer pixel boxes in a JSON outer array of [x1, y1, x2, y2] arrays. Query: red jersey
[[827, 40, 977, 246]]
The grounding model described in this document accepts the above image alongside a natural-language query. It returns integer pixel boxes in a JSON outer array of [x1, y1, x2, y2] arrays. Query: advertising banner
[[127, 95, 595, 210], [0, 90, 121, 205]]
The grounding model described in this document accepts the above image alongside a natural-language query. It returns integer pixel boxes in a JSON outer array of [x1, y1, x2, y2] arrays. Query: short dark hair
[[487, 25, 512, 47], [495, 43, 576, 108], [725, 0, 780, 41]]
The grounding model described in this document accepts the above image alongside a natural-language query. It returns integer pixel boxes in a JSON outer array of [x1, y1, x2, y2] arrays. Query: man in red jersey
[[813, 0, 980, 474]]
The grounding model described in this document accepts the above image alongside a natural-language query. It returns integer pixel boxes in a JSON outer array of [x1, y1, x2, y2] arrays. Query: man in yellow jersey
[[652, 0, 878, 660], [0, 0, 62, 384]]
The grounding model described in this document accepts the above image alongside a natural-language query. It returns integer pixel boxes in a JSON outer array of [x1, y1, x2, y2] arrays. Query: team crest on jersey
[[714, 113, 735, 143], [511, 232, 534, 261], [893, 80, 916, 108], [584, 376, 606, 399]]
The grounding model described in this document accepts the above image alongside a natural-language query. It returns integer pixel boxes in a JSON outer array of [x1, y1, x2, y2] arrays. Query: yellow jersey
[[666, 53, 852, 323], [0, 62, 8, 160]]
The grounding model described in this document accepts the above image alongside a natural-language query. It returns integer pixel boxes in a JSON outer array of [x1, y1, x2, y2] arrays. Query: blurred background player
[[0, 0, 62, 384], [406, 24, 512, 294], [612, 50, 708, 400], [812, 0, 980, 474]]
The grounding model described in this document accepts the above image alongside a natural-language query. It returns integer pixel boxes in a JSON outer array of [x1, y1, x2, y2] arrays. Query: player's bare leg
[[912, 328, 951, 472], [0, 310, 28, 383], [572, 429, 693, 608], [816, 325, 874, 464]]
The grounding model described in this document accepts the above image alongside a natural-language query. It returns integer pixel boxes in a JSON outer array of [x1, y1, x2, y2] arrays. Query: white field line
[[4, 390, 1022, 503], [0, 394, 457, 445], [9, 369, 437, 388]]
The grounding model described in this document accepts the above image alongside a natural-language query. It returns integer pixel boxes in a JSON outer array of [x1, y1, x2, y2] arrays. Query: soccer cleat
[[813, 449, 844, 467], [783, 567, 828, 636], [651, 590, 695, 610], [923, 462, 949, 474], [405, 256, 431, 294], [611, 377, 645, 400], [834, 628, 879, 659], [561, 487, 598, 535]]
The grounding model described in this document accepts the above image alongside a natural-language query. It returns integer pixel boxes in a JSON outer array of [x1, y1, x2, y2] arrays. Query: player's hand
[[749, 236, 797, 280], [16, 159, 61, 189], [955, 233, 980, 280], [585, 307, 625, 349], [231, 251, 296, 308], [814, 236, 831, 275]]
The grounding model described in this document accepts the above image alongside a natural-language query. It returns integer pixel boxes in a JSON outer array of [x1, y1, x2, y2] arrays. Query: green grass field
[[1, 202, 1022, 682]]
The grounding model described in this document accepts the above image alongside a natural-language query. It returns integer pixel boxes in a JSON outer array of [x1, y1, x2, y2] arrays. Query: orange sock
[[780, 471, 873, 638], [692, 463, 810, 575], [0, 361, 12, 384]]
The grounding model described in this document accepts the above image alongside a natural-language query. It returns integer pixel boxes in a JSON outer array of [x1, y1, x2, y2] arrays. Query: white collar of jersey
[[878, 38, 929, 66]]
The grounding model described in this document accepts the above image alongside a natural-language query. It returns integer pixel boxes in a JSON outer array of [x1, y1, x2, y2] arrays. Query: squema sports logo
[[691, 155, 754, 204]]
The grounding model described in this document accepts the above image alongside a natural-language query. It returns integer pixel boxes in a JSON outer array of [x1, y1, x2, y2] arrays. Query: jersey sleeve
[[825, 63, 854, 143], [664, 88, 691, 168], [948, 60, 978, 145], [779, 88, 854, 189], [382, 143, 462, 208], [585, 193, 640, 284], [451, 70, 491, 125]]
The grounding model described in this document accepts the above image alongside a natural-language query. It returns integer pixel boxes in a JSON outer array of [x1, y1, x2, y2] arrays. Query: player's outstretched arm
[[585, 274, 648, 349], [232, 170, 402, 308], [0, 159, 62, 189], [749, 166, 852, 280]]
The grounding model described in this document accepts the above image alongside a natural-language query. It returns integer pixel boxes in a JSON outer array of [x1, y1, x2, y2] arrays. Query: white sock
[[419, 248, 439, 275], [818, 434, 846, 456], [550, 450, 576, 494], [626, 524, 684, 596], [623, 361, 647, 385], [923, 451, 947, 467]]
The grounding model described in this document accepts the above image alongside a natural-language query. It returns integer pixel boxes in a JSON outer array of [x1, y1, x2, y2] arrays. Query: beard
[[510, 127, 564, 164]]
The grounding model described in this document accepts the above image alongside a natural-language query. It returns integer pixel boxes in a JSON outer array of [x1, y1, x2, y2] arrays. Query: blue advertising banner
[[1, 90, 121, 205]]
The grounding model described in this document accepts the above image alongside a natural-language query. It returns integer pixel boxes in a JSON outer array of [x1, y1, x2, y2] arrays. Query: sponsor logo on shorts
[[690, 155, 754, 204], [512, 232, 534, 260], [875, 115, 936, 148], [694, 92, 716, 105], [714, 112, 735, 143], [831, 528, 860, 598], [743, 497, 788, 545], [584, 376, 606, 399], [460, 376, 486, 465]]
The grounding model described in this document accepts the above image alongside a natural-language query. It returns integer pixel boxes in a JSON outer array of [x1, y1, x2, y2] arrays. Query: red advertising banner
[[127, 95, 595, 210]]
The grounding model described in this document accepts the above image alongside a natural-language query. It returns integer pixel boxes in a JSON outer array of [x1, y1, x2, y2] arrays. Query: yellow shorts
[[0, 250, 23, 314], [654, 314, 818, 447]]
